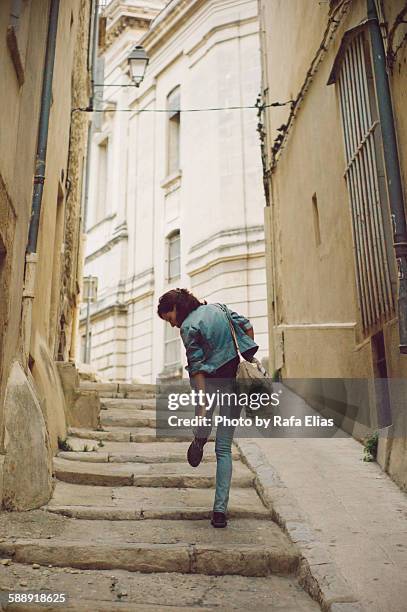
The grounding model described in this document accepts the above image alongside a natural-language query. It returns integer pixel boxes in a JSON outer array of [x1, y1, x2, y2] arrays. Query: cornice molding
[[188, 252, 265, 277], [102, 15, 152, 51], [189, 225, 264, 254], [79, 302, 128, 324], [85, 227, 128, 263], [142, 0, 207, 54], [142, 0, 256, 54], [125, 267, 155, 300]]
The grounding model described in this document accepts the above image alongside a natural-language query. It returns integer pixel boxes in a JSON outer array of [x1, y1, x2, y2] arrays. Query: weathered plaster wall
[[260, 0, 407, 488], [59, 0, 92, 363], [28, 0, 91, 456], [0, 0, 49, 445], [0, 0, 91, 508], [261, 0, 407, 380]]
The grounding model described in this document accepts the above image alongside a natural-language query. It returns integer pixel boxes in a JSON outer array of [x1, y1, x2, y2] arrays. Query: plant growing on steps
[[58, 437, 73, 452], [363, 431, 379, 462]]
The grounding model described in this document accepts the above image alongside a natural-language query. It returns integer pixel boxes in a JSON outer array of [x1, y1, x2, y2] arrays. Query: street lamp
[[127, 45, 149, 87], [82, 275, 98, 363]]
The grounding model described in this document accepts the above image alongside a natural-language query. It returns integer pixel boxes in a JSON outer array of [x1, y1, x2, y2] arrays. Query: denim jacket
[[180, 303, 259, 376]]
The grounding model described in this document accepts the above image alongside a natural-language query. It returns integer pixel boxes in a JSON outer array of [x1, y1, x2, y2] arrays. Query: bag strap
[[217, 304, 243, 362], [216, 303, 269, 376]]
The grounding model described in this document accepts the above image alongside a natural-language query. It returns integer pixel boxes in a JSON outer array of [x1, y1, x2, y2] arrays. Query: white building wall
[[81, 0, 269, 382]]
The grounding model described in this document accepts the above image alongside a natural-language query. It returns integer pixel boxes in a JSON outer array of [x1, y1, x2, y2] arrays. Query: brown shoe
[[211, 511, 227, 528], [187, 437, 207, 467]]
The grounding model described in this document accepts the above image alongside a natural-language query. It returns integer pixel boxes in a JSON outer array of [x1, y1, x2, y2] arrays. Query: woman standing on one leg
[[157, 288, 258, 528]]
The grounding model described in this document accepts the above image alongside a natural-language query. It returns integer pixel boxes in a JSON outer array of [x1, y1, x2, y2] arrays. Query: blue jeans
[[191, 357, 240, 513]]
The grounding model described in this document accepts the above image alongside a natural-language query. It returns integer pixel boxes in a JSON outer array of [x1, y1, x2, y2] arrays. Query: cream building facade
[[259, 0, 407, 488], [82, 0, 268, 382], [0, 0, 93, 509]]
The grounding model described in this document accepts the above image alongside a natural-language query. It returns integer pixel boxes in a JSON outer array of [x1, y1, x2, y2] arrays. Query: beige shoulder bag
[[218, 304, 270, 382]]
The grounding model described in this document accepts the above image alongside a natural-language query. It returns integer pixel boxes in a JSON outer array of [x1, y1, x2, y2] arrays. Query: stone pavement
[[0, 383, 320, 611], [237, 386, 407, 612]]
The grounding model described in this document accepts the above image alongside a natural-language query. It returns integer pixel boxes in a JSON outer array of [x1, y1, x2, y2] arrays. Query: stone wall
[[59, 0, 92, 362], [0, 0, 92, 509]]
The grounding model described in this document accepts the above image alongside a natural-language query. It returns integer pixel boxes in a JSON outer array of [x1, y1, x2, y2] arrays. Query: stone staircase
[[0, 383, 321, 610]]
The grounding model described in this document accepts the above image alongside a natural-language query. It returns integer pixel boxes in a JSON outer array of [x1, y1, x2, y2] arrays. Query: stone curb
[[234, 439, 366, 612]]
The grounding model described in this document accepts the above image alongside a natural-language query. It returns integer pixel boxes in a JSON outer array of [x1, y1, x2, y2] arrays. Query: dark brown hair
[[157, 288, 206, 326]]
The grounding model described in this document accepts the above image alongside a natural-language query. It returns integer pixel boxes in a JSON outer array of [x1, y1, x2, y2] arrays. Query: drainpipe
[[367, 0, 407, 354], [83, 0, 100, 229], [22, 0, 60, 363]]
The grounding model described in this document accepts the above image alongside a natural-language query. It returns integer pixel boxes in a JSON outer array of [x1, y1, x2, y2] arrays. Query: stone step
[[0, 517, 298, 577], [43, 482, 270, 521], [58, 441, 241, 464], [0, 512, 293, 550], [68, 427, 192, 443], [0, 564, 320, 610], [101, 398, 156, 411], [100, 398, 195, 416], [58, 450, 109, 463], [79, 382, 156, 399], [100, 409, 156, 429], [0, 542, 297, 579], [53, 457, 254, 488]]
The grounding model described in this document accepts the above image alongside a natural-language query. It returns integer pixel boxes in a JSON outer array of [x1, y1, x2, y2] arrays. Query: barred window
[[332, 30, 395, 333]]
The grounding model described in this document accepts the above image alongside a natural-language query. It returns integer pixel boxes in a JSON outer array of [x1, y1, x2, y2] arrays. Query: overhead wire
[[72, 100, 294, 114]]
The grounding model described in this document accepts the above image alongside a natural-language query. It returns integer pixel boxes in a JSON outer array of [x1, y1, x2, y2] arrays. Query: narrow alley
[[0, 382, 318, 611], [1, 0, 407, 610]]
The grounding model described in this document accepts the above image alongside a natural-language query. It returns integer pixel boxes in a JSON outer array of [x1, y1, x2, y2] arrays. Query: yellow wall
[[0, 0, 91, 508], [260, 0, 407, 486], [261, 0, 407, 377]]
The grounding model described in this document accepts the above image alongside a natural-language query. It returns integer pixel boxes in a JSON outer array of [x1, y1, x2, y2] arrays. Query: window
[[96, 138, 109, 221], [167, 87, 181, 175], [7, 0, 31, 86], [167, 231, 180, 282], [333, 30, 394, 333], [164, 323, 180, 370]]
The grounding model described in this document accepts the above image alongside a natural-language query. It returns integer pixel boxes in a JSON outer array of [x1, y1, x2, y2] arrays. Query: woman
[[157, 288, 258, 528]]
